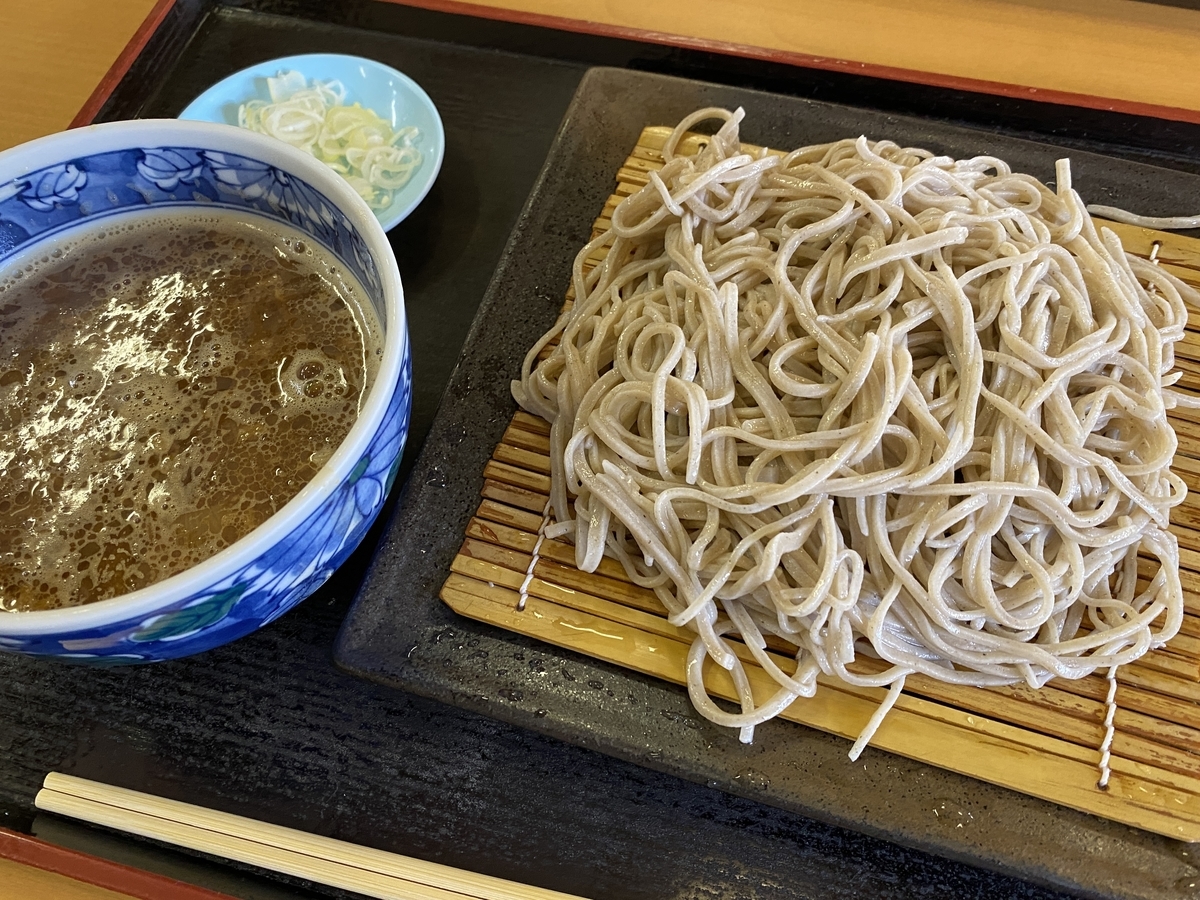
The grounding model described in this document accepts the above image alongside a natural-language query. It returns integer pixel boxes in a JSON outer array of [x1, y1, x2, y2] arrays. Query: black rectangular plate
[[335, 66, 1200, 900]]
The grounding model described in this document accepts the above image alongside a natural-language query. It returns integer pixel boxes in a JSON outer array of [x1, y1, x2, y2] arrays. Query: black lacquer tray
[[333, 64, 1200, 900], [3, 2, 1200, 899]]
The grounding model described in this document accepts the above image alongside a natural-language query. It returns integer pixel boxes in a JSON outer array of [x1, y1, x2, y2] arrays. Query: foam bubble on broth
[[0, 210, 383, 611]]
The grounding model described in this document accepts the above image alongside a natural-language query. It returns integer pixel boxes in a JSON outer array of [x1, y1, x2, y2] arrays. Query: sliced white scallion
[[238, 70, 422, 212]]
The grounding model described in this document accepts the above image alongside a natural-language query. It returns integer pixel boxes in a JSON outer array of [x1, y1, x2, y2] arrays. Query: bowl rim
[[0, 118, 406, 636], [178, 52, 446, 232]]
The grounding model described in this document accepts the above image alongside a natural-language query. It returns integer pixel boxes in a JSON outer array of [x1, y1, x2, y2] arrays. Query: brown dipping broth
[[0, 210, 382, 611]]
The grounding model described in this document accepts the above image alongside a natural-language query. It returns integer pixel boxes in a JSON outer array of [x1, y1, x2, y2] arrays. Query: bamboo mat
[[441, 126, 1200, 841]]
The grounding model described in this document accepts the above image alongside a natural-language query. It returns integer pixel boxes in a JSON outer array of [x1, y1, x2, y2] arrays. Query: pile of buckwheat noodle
[[511, 107, 1196, 758]]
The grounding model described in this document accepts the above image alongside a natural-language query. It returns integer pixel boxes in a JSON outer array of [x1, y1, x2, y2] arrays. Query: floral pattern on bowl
[[0, 146, 382, 311], [0, 121, 409, 664]]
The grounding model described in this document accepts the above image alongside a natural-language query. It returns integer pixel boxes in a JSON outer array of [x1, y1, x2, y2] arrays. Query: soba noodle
[[1084, 207, 1200, 231], [512, 107, 1194, 757]]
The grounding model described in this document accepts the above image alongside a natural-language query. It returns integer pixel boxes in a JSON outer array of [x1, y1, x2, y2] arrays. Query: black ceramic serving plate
[[335, 66, 1200, 900], [3, 3, 1200, 899]]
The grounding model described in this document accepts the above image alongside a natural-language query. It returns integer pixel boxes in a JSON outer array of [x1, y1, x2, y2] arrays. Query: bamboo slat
[[441, 127, 1200, 840]]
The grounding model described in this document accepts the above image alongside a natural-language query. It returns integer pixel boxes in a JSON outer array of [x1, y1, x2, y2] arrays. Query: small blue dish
[[180, 54, 444, 231]]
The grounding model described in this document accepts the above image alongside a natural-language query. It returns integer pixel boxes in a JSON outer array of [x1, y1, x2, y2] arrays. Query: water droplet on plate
[[733, 769, 771, 790], [930, 797, 975, 829], [1175, 877, 1200, 896]]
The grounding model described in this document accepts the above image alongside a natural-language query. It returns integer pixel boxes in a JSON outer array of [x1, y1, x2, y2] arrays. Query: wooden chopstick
[[35, 773, 587, 900]]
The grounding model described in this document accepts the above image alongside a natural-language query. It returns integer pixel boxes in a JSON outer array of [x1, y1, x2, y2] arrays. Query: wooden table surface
[[4, 0, 1200, 153]]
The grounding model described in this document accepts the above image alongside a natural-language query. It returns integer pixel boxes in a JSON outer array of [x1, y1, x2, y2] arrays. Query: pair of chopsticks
[[36, 773, 586, 900]]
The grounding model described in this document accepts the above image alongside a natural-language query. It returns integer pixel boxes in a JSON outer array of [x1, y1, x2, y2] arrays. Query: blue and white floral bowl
[[0, 119, 411, 664]]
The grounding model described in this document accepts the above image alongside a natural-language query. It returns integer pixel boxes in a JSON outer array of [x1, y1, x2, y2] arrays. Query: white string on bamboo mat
[[1097, 666, 1119, 790], [517, 498, 553, 612]]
